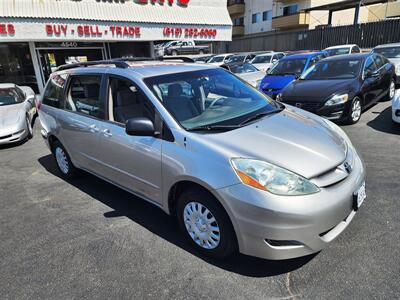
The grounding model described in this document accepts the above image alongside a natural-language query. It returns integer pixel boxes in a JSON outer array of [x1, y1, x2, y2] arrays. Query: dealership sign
[[0, 19, 231, 41]]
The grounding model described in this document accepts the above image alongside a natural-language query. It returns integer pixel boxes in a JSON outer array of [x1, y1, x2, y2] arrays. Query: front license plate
[[353, 182, 366, 210]]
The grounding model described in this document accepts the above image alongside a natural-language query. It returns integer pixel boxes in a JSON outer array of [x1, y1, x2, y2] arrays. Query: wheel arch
[[167, 179, 241, 249]]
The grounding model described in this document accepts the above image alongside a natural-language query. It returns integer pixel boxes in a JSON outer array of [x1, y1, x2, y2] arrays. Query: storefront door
[[35, 43, 106, 84]]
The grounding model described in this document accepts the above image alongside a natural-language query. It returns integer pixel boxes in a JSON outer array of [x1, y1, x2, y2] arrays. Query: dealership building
[[0, 0, 232, 93]]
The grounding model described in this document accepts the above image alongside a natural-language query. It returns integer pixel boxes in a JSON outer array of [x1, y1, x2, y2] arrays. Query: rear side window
[[65, 75, 104, 119], [43, 73, 68, 108]]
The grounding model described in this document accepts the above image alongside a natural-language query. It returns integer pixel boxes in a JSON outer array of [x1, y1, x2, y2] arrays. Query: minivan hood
[[204, 108, 347, 179], [283, 79, 355, 100], [261, 75, 297, 90]]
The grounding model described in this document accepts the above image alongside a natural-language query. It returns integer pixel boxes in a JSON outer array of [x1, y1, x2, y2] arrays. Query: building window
[[0, 43, 38, 93], [233, 17, 244, 26], [252, 13, 262, 24], [283, 4, 299, 16], [263, 10, 272, 21]]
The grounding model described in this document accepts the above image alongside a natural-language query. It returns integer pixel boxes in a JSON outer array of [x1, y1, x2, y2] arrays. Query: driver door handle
[[102, 128, 113, 137]]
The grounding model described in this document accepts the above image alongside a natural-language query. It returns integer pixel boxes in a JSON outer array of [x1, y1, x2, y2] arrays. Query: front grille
[[284, 101, 324, 112]]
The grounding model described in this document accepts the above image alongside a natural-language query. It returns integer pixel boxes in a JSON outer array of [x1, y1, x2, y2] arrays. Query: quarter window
[[65, 75, 104, 119], [43, 73, 68, 108]]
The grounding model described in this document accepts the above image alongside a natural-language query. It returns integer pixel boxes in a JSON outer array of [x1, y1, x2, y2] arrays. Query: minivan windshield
[[301, 59, 362, 80], [373, 46, 400, 58], [268, 58, 307, 76], [0, 88, 22, 106], [145, 68, 282, 131]]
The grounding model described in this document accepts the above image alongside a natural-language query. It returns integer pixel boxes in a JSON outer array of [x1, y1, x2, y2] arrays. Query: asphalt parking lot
[[0, 101, 399, 299]]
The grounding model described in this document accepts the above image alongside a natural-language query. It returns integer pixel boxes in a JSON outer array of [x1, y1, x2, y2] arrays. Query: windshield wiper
[[186, 124, 242, 132], [240, 108, 284, 126]]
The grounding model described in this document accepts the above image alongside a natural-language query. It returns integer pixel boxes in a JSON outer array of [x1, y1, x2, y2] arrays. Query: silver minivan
[[38, 60, 366, 260]]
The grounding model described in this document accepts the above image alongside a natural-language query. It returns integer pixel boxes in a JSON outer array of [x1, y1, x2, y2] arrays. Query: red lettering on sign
[[7, 24, 15, 35], [136, 0, 190, 5], [45, 24, 68, 36]]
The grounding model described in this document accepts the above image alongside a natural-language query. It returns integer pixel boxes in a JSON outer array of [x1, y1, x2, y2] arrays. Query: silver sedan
[[0, 84, 37, 145]]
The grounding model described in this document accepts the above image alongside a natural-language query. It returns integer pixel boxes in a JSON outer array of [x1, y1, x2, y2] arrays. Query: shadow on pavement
[[367, 107, 399, 135], [38, 154, 316, 278]]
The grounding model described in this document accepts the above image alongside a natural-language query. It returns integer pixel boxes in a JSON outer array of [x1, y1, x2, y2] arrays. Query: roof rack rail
[[56, 56, 194, 71], [57, 60, 130, 71], [161, 56, 195, 63]]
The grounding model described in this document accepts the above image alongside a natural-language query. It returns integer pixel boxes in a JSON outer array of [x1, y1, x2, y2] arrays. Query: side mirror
[[126, 117, 156, 136], [272, 59, 278, 63]]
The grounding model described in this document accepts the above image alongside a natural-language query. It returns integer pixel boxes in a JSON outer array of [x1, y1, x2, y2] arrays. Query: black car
[[278, 53, 396, 124]]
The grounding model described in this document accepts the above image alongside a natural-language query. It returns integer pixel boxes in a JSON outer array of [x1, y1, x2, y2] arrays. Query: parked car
[[250, 52, 285, 72], [163, 40, 210, 56], [207, 53, 235, 66], [277, 53, 396, 124], [0, 83, 36, 145], [372, 43, 400, 84], [324, 44, 361, 57], [193, 54, 215, 63], [225, 53, 257, 64], [38, 59, 366, 261], [259, 52, 326, 99], [221, 62, 265, 87], [393, 90, 400, 124]]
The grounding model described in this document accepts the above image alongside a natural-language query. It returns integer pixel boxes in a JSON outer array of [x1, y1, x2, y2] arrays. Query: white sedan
[[221, 62, 266, 88], [0, 84, 37, 145], [393, 90, 400, 123]]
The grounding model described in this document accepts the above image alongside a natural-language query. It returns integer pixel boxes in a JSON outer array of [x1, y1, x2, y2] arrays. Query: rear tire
[[345, 97, 362, 125], [176, 188, 237, 259], [199, 50, 204, 55], [52, 141, 79, 179]]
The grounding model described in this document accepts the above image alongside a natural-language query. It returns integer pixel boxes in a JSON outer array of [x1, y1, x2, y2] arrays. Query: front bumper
[[216, 148, 366, 260], [0, 128, 27, 145]]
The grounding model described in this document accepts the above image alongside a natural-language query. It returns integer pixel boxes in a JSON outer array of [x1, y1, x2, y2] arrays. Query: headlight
[[325, 93, 349, 106], [276, 93, 283, 101], [231, 158, 320, 196], [395, 64, 400, 76]]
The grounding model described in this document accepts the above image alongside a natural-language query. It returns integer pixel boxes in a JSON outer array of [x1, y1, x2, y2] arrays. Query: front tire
[[177, 188, 237, 259], [384, 79, 396, 101], [52, 141, 78, 179], [199, 50, 204, 55], [345, 97, 362, 124], [171, 50, 178, 56]]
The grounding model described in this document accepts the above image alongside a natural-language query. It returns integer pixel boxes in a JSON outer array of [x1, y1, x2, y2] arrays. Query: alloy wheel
[[55, 147, 69, 174], [183, 202, 220, 249], [389, 80, 395, 100], [351, 99, 362, 122]]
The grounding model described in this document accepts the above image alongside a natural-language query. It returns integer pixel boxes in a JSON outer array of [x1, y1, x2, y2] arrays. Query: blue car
[[259, 52, 327, 99]]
